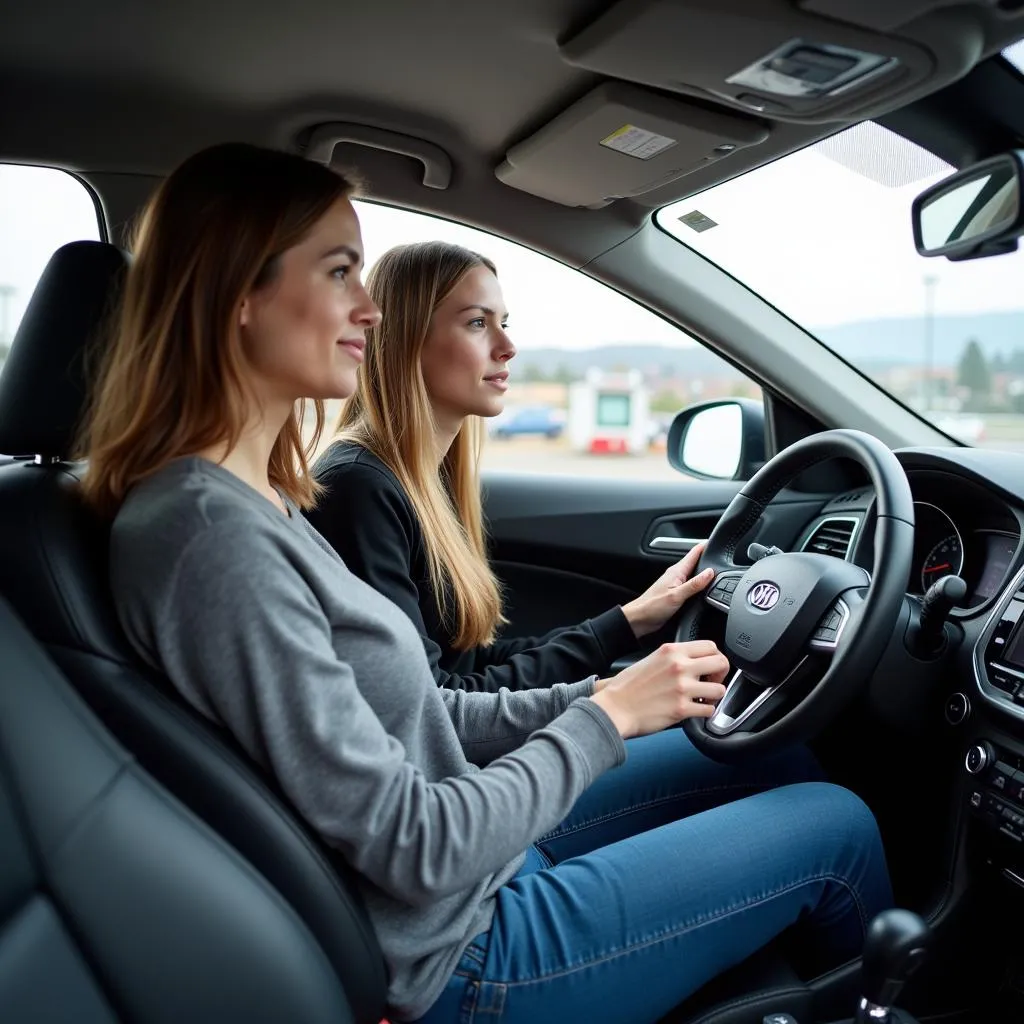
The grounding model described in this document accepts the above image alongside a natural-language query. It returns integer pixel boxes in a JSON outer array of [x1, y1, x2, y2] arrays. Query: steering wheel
[[676, 429, 914, 761]]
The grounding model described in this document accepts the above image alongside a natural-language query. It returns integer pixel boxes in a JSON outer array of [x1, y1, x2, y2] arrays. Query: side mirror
[[912, 150, 1024, 261], [667, 398, 765, 480]]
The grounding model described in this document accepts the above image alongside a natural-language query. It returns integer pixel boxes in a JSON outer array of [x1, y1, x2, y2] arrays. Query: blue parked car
[[490, 405, 565, 439]]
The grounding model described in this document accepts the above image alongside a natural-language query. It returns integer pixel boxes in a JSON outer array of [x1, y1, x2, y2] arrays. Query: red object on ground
[[589, 437, 628, 454]]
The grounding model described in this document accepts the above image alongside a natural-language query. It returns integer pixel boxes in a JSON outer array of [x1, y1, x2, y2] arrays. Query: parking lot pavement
[[479, 433, 1024, 481], [481, 437, 686, 481]]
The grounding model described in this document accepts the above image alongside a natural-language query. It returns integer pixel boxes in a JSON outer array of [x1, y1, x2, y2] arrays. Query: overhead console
[[495, 0, 1024, 207], [559, 0, 1016, 124]]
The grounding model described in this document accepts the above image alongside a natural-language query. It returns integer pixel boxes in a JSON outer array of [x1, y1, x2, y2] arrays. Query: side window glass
[[0, 165, 102, 380], [339, 200, 761, 481]]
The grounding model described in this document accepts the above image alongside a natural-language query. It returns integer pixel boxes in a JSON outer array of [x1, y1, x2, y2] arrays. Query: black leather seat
[[0, 240, 852, 1024], [0, 592, 354, 1024]]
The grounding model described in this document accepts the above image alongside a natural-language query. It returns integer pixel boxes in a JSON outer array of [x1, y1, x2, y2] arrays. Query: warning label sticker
[[677, 210, 719, 233], [600, 124, 678, 161]]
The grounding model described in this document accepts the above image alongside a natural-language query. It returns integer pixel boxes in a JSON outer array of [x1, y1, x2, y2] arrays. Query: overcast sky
[[662, 120, 1024, 330], [4, 39, 1024, 351]]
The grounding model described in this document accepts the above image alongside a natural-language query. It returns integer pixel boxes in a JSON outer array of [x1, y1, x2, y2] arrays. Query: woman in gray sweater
[[80, 141, 893, 1024]]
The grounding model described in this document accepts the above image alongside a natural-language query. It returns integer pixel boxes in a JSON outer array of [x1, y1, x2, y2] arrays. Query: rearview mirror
[[668, 398, 766, 480], [912, 150, 1024, 261]]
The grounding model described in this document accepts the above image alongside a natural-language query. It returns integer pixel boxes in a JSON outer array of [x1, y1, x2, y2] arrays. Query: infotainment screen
[[1005, 619, 1024, 670]]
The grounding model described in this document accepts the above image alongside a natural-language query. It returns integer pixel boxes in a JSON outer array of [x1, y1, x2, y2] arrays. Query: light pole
[[0, 284, 16, 364], [922, 274, 938, 413]]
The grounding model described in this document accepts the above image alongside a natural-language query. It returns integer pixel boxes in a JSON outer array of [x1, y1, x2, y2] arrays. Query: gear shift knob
[[855, 909, 930, 1022]]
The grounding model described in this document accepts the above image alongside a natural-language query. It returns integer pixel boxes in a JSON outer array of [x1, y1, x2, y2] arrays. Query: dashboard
[[773, 446, 1024, 953], [796, 456, 1024, 613]]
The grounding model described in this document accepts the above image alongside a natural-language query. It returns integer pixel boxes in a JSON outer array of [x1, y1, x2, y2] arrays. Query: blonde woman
[[310, 240, 834, 857], [309, 241, 713, 696]]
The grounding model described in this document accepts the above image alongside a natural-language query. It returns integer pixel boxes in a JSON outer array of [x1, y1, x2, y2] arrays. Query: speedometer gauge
[[920, 534, 964, 592]]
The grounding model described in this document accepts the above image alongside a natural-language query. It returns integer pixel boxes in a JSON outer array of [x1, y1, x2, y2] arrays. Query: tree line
[[957, 340, 1024, 412]]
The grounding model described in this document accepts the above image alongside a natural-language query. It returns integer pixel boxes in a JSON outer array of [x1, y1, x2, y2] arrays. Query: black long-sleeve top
[[307, 441, 639, 693]]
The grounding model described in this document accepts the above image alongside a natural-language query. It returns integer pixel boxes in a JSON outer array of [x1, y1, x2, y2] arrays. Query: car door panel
[[484, 471, 828, 641]]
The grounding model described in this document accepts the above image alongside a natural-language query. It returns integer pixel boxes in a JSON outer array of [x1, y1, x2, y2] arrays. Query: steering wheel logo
[[748, 582, 781, 611]]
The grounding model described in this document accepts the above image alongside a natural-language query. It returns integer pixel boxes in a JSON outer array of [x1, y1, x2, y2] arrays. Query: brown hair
[[78, 142, 357, 517], [335, 241, 504, 649]]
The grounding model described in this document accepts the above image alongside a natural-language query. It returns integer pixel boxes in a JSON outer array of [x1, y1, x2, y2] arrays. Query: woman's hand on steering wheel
[[591, 640, 730, 739], [622, 542, 716, 639]]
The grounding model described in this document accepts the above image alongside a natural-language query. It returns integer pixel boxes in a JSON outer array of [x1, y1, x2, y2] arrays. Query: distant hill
[[516, 344, 740, 379], [515, 311, 1024, 378], [816, 311, 1024, 368]]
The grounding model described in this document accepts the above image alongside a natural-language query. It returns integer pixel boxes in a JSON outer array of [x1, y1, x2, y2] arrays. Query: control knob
[[965, 741, 995, 775]]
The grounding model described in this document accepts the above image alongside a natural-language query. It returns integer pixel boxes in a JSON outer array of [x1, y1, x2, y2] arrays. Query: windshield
[[657, 103, 1024, 453], [1006, 38, 1024, 76]]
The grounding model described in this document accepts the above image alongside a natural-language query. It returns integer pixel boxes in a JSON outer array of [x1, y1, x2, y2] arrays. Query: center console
[[963, 738, 1024, 853], [965, 564, 1024, 877], [975, 564, 1024, 718]]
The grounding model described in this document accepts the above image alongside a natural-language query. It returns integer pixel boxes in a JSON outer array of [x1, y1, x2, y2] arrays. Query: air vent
[[802, 517, 857, 560], [830, 489, 868, 506]]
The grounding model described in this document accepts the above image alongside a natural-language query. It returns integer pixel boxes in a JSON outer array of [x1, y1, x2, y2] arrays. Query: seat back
[[0, 593, 354, 1024], [0, 242, 387, 1024]]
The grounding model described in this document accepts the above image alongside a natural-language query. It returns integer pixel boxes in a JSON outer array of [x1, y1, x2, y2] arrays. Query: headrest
[[0, 240, 129, 458]]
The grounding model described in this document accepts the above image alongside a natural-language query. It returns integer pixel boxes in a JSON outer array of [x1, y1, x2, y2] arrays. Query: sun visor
[[495, 83, 769, 208]]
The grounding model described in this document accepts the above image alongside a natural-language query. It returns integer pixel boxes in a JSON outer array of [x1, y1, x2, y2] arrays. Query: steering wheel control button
[[965, 742, 995, 775], [810, 600, 850, 651], [944, 692, 970, 725], [706, 574, 741, 610]]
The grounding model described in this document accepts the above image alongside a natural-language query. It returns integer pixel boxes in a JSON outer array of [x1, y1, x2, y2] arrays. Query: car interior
[[2, 1, 1024, 1022]]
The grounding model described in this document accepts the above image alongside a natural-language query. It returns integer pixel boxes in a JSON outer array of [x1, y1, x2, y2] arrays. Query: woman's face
[[420, 265, 515, 424], [239, 197, 381, 406]]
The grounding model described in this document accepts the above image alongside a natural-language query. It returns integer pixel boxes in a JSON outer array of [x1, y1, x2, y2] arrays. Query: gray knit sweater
[[109, 457, 626, 1019]]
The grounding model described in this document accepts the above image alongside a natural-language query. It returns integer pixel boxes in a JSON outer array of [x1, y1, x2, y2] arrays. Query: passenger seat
[[0, 592, 354, 1023]]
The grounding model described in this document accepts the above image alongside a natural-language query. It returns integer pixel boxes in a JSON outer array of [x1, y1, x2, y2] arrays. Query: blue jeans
[[415, 729, 892, 1024]]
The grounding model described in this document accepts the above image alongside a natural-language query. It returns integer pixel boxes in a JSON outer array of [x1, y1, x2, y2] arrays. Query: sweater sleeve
[[473, 607, 639, 676], [308, 457, 638, 693], [148, 520, 625, 907]]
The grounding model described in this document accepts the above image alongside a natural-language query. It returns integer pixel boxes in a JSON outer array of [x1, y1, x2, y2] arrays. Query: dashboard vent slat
[[803, 518, 857, 560]]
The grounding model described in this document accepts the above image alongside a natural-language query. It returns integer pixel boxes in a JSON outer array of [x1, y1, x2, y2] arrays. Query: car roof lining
[[1, 0, 1022, 268]]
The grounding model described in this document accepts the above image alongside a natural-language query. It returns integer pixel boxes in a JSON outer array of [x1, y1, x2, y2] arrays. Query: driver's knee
[[780, 782, 893, 914]]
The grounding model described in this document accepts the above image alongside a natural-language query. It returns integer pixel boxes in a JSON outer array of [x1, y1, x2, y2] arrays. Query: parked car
[[489, 405, 565, 439], [930, 412, 987, 444]]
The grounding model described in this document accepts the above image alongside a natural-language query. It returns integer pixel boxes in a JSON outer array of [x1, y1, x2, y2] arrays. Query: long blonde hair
[[335, 241, 504, 649], [78, 143, 357, 517]]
